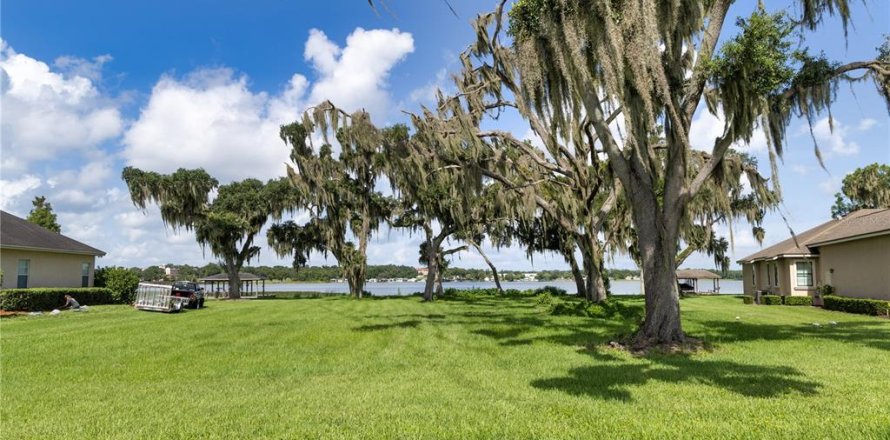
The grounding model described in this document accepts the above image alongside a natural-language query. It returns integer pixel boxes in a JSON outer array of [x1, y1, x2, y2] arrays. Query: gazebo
[[198, 272, 268, 298], [676, 269, 721, 294]]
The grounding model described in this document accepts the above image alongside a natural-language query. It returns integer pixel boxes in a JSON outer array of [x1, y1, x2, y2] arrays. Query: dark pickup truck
[[171, 281, 205, 309]]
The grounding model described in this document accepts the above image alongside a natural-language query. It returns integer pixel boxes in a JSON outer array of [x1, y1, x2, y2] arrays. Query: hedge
[[0, 288, 117, 311], [742, 295, 754, 304], [783, 296, 813, 306], [823, 295, 890, 317], [94, 266, 140, 303], [761, 295, 783, 305]]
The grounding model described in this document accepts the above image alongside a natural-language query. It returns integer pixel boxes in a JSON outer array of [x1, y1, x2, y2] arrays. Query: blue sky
[[2, 0, 888, 271]]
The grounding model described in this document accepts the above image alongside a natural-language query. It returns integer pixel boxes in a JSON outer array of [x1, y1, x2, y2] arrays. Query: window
[[17, 259, 30, 288], [81, 262, 90, 287], [751, 266, 756, 287], [765, 263, 780, 288], [796, 261, 814, 287]]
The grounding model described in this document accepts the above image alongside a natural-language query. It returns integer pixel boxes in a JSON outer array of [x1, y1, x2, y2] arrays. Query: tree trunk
[[350, 265, 366, 299], [353, 204, 371, 299], [422, 228, 443, 302], [578, 234, 608, 302], [631, 191, 685, 346], [470, 241, 502, 293], [225, 259, 241, 299], [566, 252, 586, 297], [423, 250, 438, 302]]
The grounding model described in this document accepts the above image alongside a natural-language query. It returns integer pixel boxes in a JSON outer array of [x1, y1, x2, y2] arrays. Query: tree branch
[[683, 0, 732, 123]]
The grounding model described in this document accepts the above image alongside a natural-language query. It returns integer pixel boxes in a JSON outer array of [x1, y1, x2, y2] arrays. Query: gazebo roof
[[198, 272, 267, 281], [676, 269, 721, 280]]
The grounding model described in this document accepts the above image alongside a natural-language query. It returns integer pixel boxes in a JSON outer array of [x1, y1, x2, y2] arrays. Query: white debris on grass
[[828, 321, 838, 326], [51, 309, 61, 315]]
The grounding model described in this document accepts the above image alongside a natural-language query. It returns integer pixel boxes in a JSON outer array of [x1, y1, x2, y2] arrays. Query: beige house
[[737, 208, 890, 301], [0, 211, 106, 289]]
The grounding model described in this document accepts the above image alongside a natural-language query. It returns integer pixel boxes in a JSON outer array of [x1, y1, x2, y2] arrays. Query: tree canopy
[[831, 163, 890, 218], [406, 0, 888, 348], [269, 104, 393, 298], [122, 167, 297, 298], [27, 196, 61, 233]]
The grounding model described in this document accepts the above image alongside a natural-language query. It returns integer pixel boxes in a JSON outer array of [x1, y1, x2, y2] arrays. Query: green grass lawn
[[2, 295, 888, 439]]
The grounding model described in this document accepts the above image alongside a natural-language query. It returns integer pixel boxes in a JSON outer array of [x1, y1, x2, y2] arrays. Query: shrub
[[548, 298, 644, 321], [95, 266, 140, 303], [504, 288, 530, 297], [534, 285, 568, 297], [742, 295, 754, 304], [783, 296, 813, 306], [0, 288, 116, 311], [440, 287, 501, 299], [535, 292, 553, 307], [761, 295, 783, 305], [823, 295, 890, 317], [549, 300, 590, 316]]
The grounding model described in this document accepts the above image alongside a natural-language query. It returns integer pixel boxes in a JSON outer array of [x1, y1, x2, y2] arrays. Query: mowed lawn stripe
[[2, 295, 888, 439]]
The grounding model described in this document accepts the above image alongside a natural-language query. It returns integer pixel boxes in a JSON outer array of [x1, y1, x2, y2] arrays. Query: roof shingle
[[0, 211, 105, 256], [738, 208, 890, 263]]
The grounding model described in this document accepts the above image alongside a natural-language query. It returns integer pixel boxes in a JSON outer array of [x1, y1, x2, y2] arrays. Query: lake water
[[263, 279, 744, 296]]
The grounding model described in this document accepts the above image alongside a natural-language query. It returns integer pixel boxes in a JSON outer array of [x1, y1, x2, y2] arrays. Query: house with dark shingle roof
[[737, 208, 890, 301], [1, 210, 106, 289]]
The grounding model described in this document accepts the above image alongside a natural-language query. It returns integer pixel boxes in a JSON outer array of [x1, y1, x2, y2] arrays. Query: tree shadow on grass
[[697, 320, 890, 352], [363, 313, 446, 320], [531, 353, 821, 401], [353, 320, 423, 332], [447, 303, 638, 347]]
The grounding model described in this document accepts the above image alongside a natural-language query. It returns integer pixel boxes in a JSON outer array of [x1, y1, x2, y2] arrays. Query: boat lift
[[134, 283, 190, 312]]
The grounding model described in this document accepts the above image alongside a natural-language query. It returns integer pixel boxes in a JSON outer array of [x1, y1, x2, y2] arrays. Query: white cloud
[[409, 68, 448, 104], [791, 164, 809, 175], [54, 54, 113, 82], [0, 174, 41, 211], [0, 40, 123, 164], [123, 27, 414, 183], [122, 68, 304, 182], [857, 118, 877, 131], [818, 175, 842, 195], [46, 158, 115, 190], [809, 117, 859, 156], [305, 28, 414, 116], [689, 109, 768, 153]]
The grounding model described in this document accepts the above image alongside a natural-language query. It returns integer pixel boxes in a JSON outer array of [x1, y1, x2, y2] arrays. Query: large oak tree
[[416, 0, 887, 347], [269, 104, 392, 299], [122, 168, 296, 298]]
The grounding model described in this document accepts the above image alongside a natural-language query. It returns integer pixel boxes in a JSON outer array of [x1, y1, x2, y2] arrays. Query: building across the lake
[[737, 208, 890, 301], [0, 210, 106, 289]]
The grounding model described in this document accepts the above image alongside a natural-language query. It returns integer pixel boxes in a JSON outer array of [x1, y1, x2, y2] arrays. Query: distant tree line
[[119, 264, 743, 283], [120, 263, 420, 282]]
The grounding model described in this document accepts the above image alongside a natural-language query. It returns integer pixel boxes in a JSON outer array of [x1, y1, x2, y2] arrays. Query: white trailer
[[134, 283, 190, 312]]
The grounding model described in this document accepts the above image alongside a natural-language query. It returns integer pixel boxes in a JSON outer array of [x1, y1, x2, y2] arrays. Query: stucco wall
[[742, 264, 753, 295], [787, 258, 820, 297], [818, 234, 890, 300], [743, 259, 811, 297], [0, 249, 96, 289]]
